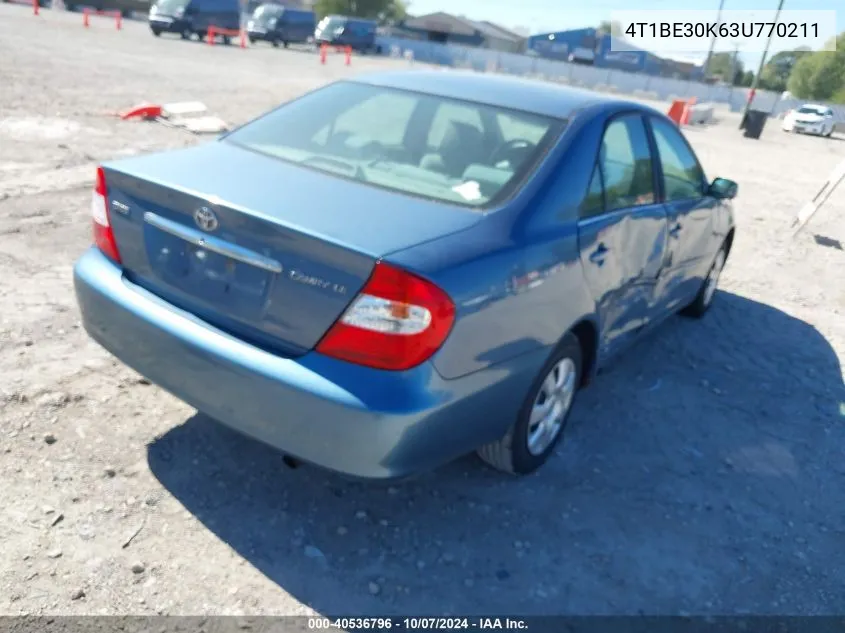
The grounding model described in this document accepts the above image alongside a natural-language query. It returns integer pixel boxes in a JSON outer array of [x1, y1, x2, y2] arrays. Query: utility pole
[[703, 0, 726, 78], [728, 42, 740, 106], [740, 0, 785, 125], [728, 42, 739, 85]]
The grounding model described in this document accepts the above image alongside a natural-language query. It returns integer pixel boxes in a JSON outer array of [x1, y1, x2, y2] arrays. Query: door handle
[[589, 243, 608, 265], [669, 223, 682, 238]]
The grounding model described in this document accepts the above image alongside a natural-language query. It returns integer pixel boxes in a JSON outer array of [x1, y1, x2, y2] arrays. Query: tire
[[271, 38, 279, 47], [222, 35, 231, 45], [282, 40, 289, 48], [151, 28, 161, 36], [477, 333, 582, 475], [680, 244, 727, 318], [180, 29, 190, 39]]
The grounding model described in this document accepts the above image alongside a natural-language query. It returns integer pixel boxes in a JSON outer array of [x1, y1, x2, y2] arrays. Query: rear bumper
[[74, 248, 539, 479], [246, 28, 272, 41], [789, 122, 825, 135], [148, 17, 189, 32]]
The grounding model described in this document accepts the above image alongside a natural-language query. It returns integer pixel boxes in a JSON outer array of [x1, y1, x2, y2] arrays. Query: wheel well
[[570, 320, 598, 388], [724, 228, 735, 259], [725, 229, 734, 261]]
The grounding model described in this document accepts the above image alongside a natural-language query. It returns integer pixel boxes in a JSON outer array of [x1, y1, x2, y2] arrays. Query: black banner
[[2, 617, 845, 633]]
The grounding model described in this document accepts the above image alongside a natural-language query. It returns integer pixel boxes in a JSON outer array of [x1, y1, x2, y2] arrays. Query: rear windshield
[[155, 0, 188, 11], [224, 82, 563, 209], [316, 16, 346, 32], [253, 4, 282, 18], [797, 106, 826, 115]]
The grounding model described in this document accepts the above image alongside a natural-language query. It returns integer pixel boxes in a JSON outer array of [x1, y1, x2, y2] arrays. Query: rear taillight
[[91, 166, 121, 264], [316, 262, 455, 371]]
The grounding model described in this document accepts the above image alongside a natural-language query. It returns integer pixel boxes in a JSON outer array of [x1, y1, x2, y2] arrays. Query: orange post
[[33, 0, 39, 16], [320, 43, 327, 64], [345, 45, 351, 66], [239, 29, 246, 48], [115, 10, 122, 29], [83, 8, 90, 26], [207, 25, 215, 45]]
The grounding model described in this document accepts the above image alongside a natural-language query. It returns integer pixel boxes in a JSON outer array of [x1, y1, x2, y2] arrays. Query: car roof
[[353, 70, 631, 119]]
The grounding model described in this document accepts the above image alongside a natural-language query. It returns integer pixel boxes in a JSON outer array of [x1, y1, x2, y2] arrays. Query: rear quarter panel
[[390, 110, 606, 381]]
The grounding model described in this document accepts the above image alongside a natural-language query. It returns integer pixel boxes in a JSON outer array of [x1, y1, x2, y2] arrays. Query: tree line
[[314, 0, 407, 23]]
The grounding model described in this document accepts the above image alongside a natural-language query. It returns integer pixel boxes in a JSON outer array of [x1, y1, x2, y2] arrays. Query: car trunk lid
[[102, 141, 480, 355]]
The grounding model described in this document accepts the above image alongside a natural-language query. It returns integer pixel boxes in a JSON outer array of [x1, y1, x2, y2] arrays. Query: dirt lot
[[2, 3, 845, 617]]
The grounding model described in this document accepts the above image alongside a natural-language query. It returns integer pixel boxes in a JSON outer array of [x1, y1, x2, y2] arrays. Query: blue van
[[148, 0, 241, 42], [246, 5, 316, 47], [313, 14, 381, 53]]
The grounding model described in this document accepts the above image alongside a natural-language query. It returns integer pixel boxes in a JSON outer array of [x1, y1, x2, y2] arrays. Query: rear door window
[[649, 117, 705, 202], [596, 115, 655, 212]]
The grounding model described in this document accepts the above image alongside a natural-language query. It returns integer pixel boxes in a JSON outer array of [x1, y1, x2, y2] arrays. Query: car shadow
[[148, 289, 845, 615]]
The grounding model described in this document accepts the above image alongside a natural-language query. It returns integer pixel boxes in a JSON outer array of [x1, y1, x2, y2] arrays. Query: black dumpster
[[743, 110, 768, 139]]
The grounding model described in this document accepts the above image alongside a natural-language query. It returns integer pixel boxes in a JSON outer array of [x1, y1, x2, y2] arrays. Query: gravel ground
[[2, 3, 845, 618]]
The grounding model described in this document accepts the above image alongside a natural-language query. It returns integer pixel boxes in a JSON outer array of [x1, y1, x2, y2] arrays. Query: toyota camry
[[73, 70, 738, 478]]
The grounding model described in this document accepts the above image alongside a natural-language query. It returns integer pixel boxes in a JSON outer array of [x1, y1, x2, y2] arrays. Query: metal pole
[[703, 0, 726, 78], [740, 0, 785, 126]]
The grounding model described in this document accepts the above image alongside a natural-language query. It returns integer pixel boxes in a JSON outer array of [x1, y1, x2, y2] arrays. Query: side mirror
[[709, 177, 738, 200]]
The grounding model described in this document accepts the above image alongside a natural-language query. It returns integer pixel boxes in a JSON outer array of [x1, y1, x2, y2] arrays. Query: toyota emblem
[[193, 206, 218, 232]]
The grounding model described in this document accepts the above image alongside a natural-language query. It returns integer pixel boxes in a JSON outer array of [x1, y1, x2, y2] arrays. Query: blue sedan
[[73, 70, 737, 478]]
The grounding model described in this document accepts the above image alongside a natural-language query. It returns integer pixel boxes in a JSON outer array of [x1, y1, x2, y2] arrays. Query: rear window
[[317, 16, 345, 32], [253, 4, 282, 18], [154, 0, 188, 11], [797, 106, 825, 115], [224, 82, 563, 209]]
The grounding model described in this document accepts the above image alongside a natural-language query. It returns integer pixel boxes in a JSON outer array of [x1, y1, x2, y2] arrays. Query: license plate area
[[143, 212, 278, 318]]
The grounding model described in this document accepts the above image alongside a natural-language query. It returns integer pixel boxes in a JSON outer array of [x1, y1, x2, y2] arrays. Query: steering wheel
[[491, 138, 535, 167]]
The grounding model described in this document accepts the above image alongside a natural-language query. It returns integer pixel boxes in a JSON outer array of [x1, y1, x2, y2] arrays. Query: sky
[[404, 0, 843, 70]]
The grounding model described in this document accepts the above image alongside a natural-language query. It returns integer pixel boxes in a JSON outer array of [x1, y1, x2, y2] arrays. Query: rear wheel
[[282, 40, 289, 48], [180, 29, 191, 39], [681, 245, 726, 318], [477, 333, 582, 475], [270, 38, 279, 47], [151, 27, 161, 36], [222, 35, 231, 45]]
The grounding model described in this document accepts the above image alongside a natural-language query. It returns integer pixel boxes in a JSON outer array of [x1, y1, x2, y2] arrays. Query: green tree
[[706, 51, 742, 83], [787, 32, 845, 103], [314, 0, 406, 20], [758, 48, 812, 92], [597, 20, 623, 37]]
